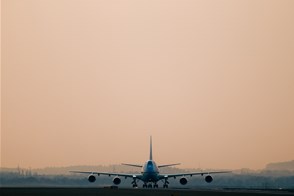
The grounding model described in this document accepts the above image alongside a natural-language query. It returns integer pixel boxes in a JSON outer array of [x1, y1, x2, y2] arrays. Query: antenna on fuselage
[[149, 136, 153, 160]]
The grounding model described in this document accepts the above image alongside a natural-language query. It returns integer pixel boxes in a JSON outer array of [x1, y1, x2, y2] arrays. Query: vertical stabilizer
[[149, 136, 153, 160]]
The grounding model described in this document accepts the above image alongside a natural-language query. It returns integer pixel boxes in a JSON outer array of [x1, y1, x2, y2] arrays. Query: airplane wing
[[70, 171, 142, 179], [158, 171, 231, 179]]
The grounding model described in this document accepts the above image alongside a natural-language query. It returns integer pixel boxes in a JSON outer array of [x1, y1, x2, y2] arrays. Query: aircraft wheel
[[163, 184, 168, 188], [143, 184, 147, 188]]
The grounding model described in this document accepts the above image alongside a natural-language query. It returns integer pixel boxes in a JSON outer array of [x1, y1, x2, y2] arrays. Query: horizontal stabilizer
[[121, 163, 143, 168], [158, 163, 181, 168]]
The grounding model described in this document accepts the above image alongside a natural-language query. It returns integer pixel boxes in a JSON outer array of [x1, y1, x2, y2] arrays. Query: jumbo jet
[[70, 137, 230, 188]]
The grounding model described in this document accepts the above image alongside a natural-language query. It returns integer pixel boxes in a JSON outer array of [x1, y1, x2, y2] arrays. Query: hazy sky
[[1, 0, 294, 170]]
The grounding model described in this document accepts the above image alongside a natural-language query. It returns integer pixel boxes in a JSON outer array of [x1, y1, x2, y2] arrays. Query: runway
[[0, 188, 293, 196]]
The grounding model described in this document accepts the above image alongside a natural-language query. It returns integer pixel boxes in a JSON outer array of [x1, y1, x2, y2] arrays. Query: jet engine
[[113, 176, 121, 185], [88, 174, 96, 183], [179, 177, 188, 185], [205, 175, 213, 183]]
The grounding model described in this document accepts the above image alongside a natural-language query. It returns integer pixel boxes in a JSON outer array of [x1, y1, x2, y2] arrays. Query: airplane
[[70, 136, 230, 188]]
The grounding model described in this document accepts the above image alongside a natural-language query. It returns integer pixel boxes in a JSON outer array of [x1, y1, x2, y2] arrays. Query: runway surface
[[0, 188, 293, 196]]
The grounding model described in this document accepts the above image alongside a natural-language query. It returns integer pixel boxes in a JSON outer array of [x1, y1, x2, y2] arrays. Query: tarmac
[[0, 187, 293, 196]]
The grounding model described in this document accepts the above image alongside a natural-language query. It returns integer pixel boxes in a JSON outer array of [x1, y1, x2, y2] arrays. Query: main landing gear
[[142, 183, 158, 188], [163, 179, 169, 188], [132, 179, 138, 188]]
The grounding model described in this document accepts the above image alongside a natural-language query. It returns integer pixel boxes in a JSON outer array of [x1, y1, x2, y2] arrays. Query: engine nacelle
[[88, 174, 96, 183], [179, 177, 188, 185], [205, 175, 213, 183], [112, 176, 121, 185]]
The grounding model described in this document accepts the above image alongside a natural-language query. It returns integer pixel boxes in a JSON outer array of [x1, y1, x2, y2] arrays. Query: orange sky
[[1, 0, 294, 170]]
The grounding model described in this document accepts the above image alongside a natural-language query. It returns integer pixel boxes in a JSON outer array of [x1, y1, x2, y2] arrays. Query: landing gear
[[163, 178, 169, 188], [142, 182, 158, 188], [131, 179, 138, 188]]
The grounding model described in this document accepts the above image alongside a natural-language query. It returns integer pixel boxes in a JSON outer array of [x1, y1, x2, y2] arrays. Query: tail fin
[[149, 136, 153, 160]]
